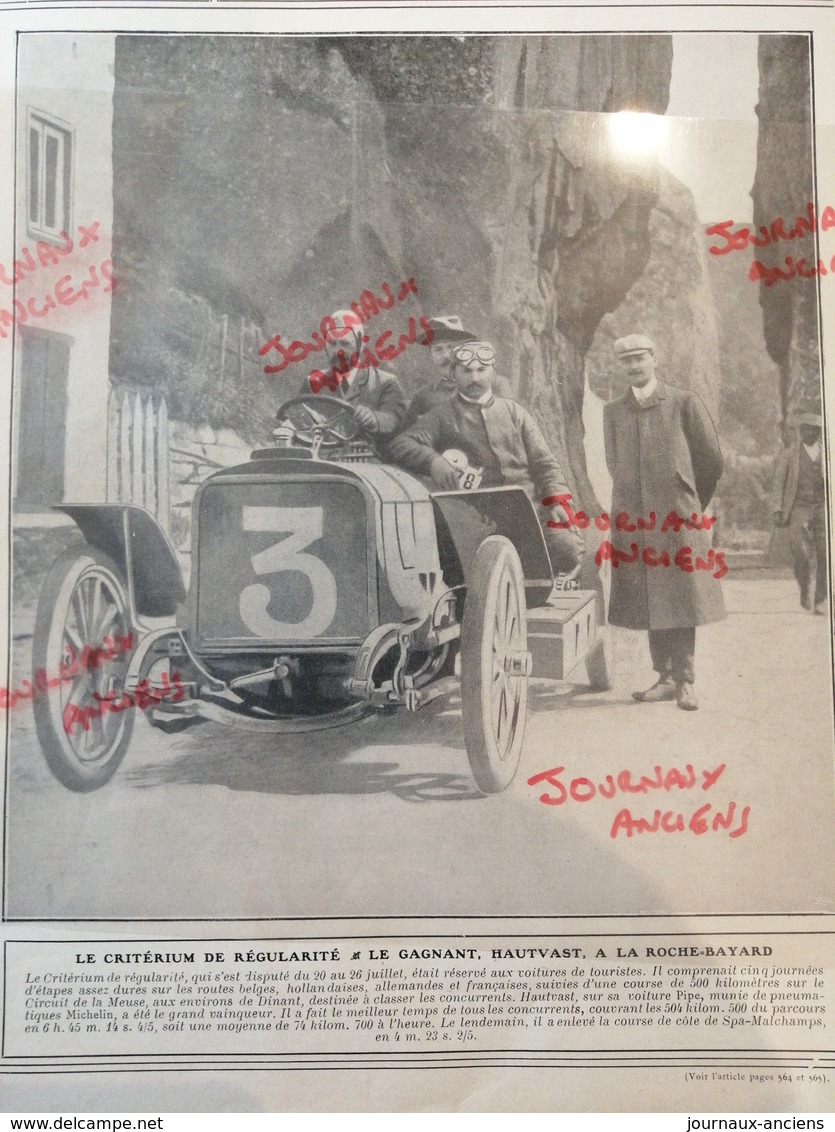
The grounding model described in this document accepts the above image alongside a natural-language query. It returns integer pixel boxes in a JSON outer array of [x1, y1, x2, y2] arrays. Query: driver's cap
[[613, 333, 656, 358]]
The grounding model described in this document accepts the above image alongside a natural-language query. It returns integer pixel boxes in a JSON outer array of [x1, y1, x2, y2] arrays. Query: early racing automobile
[[31, 395, 611, 794]]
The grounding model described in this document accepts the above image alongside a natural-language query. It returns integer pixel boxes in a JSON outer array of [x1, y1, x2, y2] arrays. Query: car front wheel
[[460, 536, 530, 794], [32, 546, 136, 791]]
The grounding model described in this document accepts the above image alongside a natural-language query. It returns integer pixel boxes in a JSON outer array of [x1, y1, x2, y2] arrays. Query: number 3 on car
[[239, 506, 337, 639]]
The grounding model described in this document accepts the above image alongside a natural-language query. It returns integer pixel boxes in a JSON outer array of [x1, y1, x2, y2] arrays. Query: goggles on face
[[453, 343, 496, 366]]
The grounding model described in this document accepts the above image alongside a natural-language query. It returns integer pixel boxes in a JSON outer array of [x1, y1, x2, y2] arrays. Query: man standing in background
[[771, 411, 828, 615], [603, 334, 726, 712]]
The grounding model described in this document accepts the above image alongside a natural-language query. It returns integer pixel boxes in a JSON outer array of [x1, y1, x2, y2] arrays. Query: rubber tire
[[460, 536, 529, 794], [32, 546, 135, 792]]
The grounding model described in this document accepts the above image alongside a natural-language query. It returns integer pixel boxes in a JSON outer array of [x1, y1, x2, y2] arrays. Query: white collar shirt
[[631, 374, 659, 403]]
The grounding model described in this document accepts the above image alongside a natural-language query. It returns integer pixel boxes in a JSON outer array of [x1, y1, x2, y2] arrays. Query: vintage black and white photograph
[[4, 29, 833, 920]]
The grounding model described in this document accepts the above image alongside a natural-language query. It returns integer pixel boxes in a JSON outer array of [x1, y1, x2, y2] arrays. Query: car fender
[[430, 486, 553, 606], [56, 504, 186, 620]]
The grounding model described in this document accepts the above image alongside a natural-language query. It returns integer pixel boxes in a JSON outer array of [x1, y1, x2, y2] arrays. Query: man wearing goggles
[[453, 343, 497, 365], [389, 340, 583, 577], [402, 316, 512, 428]]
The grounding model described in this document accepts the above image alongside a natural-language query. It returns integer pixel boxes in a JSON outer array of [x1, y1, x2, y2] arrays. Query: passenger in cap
[[389, 339, 583, 577], [603, 333, 725, 712], [402, 315, 514, 429], [304, 308, 408, 437]]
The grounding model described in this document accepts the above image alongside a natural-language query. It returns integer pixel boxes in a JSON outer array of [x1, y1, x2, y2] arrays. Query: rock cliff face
[[111, 34, 673, 509], [707, 248, 783, 549], [750, 34, 820, 432], [585, 167, 721, 413]]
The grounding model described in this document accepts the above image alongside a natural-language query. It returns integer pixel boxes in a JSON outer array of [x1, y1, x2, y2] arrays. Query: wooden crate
[[527, 590, 598, 680]]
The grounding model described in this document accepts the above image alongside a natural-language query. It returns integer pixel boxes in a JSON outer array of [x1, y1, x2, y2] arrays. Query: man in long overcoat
[[603, 334, 725, 711]]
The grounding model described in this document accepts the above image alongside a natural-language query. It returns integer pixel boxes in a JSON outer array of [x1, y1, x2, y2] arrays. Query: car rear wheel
[[32, 546, 135, 791], [460, 536, 530, 793]]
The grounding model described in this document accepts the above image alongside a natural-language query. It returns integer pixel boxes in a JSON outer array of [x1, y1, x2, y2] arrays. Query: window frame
[[26, 108, 73, 242]]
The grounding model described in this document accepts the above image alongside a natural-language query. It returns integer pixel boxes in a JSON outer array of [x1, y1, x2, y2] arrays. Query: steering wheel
[[276, 395, 363, 448]]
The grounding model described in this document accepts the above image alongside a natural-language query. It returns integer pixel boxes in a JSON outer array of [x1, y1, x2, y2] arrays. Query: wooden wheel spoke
[[507, 611, 518, 643], [495, 685, 508, 746], [83, 711, 106, 756], [493, 683, 506, 747], [508, 692, 521, 736], [63, 673, 92, 708], [72, 694, 123, 763], [493, 574, 507, 640], [72, 586, 91, 644], [62, 621, 84, 656], [94, 598, 120, 644], [492, 670, 508, 719], [502, 572, 512, 632], [62, 686, 92, 747], [506, 581, 520, 640], [82, 577, 100, 640], [88, 577, 104, 643]]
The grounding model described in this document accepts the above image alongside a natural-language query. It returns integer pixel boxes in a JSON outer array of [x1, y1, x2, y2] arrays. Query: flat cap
[[795, 411, 823, 427], [614, 333, 656, 358], [427, 315, 476, 343]]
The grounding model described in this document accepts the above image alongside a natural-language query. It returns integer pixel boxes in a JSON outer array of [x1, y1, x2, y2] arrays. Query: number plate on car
[[195, 481, 370, 645]]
